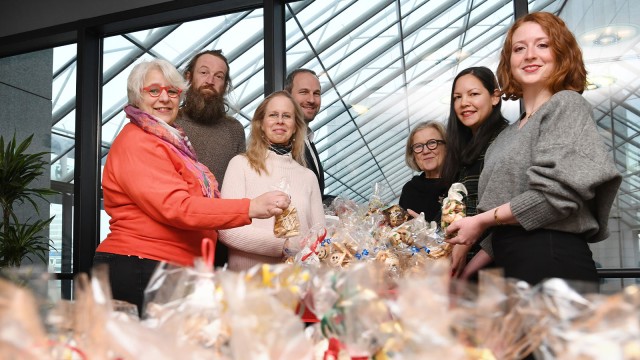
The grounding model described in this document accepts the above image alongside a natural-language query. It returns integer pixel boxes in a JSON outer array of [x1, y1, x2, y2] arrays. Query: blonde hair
[[245, 91, 307, 175], [404, 120, 446, 172]]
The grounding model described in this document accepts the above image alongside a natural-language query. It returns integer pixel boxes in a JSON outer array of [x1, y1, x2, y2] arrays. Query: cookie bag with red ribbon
[[272, 177, 301, 238], [314, 262, 399, 359], [284, 225, 328, 265]]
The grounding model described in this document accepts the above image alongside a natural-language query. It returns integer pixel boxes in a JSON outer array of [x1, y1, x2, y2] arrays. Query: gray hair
[[404, 120, 446, 172], [127, 59, 188, 106]]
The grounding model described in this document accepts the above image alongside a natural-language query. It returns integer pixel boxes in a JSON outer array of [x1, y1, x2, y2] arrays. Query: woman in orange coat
[[94, 59, 290, 315]]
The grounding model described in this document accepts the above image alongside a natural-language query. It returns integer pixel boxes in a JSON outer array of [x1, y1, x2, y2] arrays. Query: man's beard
[[182, 85, 227, 124]]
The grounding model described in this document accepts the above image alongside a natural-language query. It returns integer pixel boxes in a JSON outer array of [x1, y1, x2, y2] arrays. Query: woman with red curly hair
[[445, 12, 621, 290]]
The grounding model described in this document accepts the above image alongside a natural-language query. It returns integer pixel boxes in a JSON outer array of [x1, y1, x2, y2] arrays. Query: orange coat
[[96, 123, 251, 266]]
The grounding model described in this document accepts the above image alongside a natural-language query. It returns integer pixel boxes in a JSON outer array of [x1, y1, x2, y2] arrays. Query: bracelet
[[493, 207, 504, 226]]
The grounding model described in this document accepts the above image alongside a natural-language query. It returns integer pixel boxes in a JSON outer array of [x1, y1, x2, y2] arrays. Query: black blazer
[[304, 140, 325, 196]]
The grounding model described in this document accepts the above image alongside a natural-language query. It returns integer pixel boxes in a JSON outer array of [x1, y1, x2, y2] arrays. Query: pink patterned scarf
[[124, 105, 220, 198]]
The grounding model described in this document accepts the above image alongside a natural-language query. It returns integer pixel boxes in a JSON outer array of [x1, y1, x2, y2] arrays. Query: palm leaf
[[0, 215, 56, 267], [0, 134, 57, 216], [0, 133, 59, 268]]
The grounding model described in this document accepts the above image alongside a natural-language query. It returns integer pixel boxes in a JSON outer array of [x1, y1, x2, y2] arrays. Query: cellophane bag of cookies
[[435, 182, 469, 258], [0, 275, 49, 359], [390, 259, 468, 359], [217, 266, 313, 360], [273, 177, 301, 238], [441, 182, 468, 233], [142, 259, 229, 357], [537, 280, 640, 360], [311, 262, 398, 358], [450, 269, 546, 360], [367, 182, 388, 215]]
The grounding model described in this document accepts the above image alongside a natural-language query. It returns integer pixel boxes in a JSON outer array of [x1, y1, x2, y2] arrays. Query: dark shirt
[[304, 140, 324, 195], [457, 123, 507, 217], [398, 174, 448, 223], [457, 158, 483, 217]]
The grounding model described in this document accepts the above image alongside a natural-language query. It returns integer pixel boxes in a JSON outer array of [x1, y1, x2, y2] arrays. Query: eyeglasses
[[142, 85, 182, 98], [412, 139, 446, 153]]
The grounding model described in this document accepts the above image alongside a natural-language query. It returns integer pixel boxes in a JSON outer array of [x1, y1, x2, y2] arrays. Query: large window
[[50, 43, 77, 277]]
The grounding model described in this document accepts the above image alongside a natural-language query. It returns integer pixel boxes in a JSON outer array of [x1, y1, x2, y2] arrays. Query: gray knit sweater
[[478, 90, 621, 249], [177, 113, 246, 189]]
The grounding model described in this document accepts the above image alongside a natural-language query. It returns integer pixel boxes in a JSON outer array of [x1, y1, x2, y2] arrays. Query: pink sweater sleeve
[[218, 153, 327, 260], [218, 155, 285, 257]]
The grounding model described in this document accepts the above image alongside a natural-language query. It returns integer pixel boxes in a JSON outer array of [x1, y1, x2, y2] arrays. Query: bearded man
[[179, 50, 246, 189], [178, 50, 246, 268]]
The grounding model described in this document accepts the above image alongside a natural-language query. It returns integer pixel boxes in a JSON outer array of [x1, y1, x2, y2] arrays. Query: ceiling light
[[587, 75, 616, 90], [579, 25, 638, 47], [586, 82, 599, 91], [455, 50, 469, 62], [351, 104, 369, 115]]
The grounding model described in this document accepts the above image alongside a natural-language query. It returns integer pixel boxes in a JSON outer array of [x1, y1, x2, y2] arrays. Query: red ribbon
[[301, 228, 327, 262], [201, 237, 215, 269]]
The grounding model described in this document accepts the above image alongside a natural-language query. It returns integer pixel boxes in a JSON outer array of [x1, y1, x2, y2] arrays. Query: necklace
[[525, 90, 553, 120]]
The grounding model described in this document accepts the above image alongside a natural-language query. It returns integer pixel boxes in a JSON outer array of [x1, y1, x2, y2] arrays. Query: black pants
[[93, 252, 160, 317], [492, 226, 598, 292]]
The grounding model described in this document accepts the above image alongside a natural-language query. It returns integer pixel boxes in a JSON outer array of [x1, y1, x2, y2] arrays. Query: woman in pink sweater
[[219, 91, 326, 271]]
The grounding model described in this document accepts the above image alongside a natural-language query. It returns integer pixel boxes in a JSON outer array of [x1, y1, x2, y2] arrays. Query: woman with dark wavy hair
[[445, 12, 620, 291], [441, 66, 508, 278]]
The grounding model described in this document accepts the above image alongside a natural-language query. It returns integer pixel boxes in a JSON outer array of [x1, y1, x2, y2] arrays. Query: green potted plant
[[0, 133, 57, 268]]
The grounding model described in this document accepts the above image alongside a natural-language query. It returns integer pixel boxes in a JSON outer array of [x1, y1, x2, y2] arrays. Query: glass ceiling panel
[[98, 9, 264, 147], [51, 65, 76, 116]]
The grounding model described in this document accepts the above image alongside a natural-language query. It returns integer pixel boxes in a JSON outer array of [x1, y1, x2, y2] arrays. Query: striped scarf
[[268, 142, 293, 155]]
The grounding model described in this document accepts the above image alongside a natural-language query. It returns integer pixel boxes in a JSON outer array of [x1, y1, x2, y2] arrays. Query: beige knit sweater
[[219, 151, 326, 271]]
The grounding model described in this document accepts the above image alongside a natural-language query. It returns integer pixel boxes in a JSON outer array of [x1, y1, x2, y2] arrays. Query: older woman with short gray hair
[[399, 120, 448, 222], [94, 59, 291, 315]]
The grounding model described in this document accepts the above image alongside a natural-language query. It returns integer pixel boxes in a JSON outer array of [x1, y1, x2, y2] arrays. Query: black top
[[398, 174, 448, 223], [457, 123, 507, 217], [457, 157, 483, 217]]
